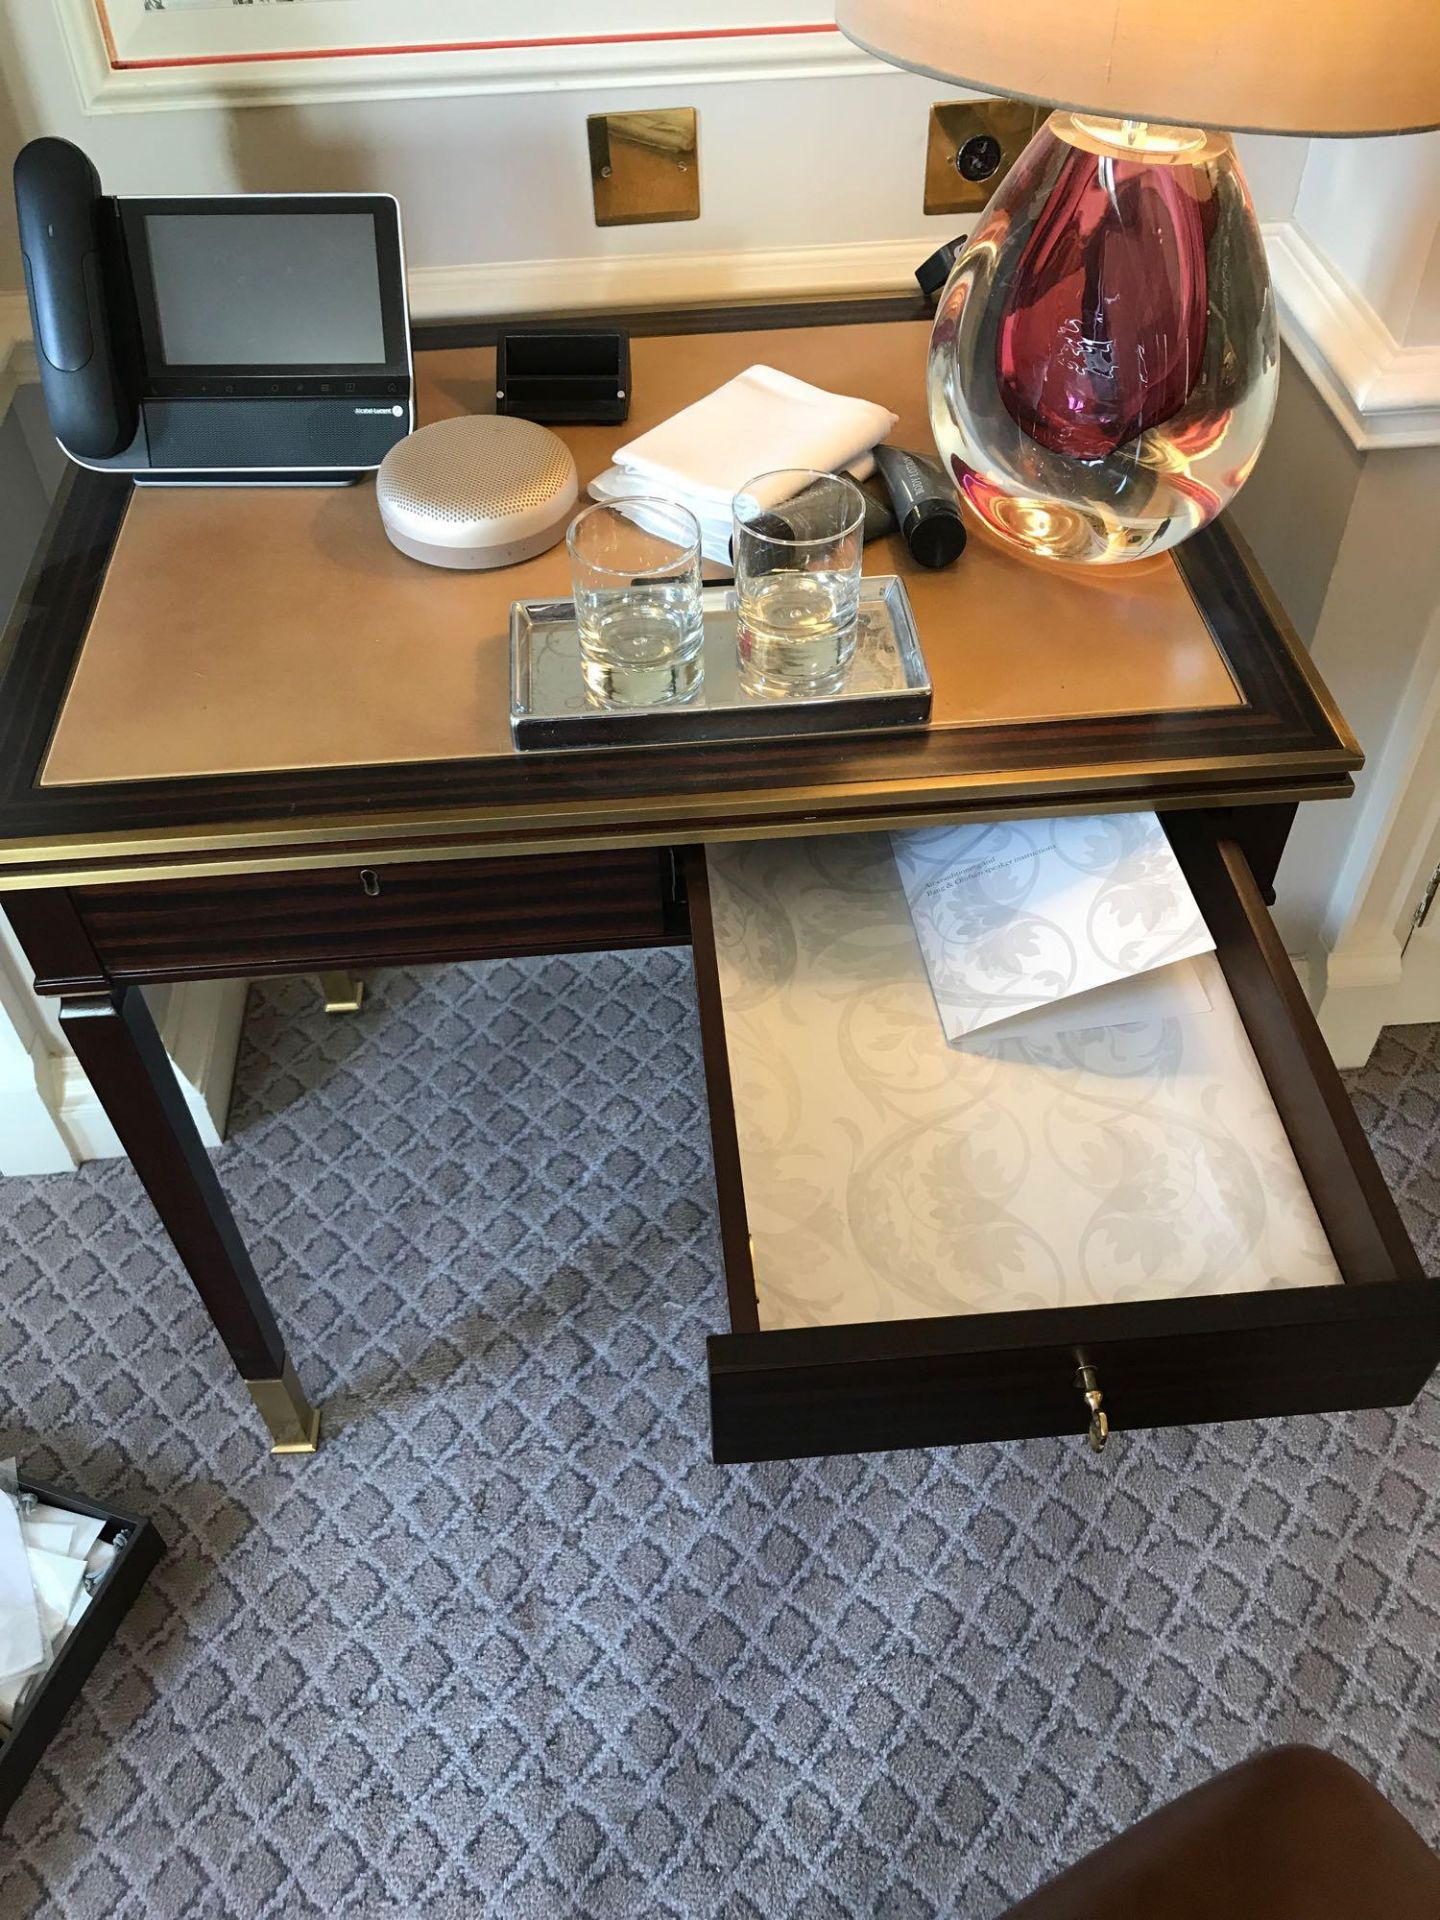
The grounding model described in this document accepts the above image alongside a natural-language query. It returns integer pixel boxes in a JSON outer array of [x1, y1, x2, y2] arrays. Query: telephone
[[12, 136, 413, 484]]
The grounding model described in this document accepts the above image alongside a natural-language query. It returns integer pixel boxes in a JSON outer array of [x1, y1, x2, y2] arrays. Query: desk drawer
[[689, 821, 1440, 1464], [71, 848, 674, 985]]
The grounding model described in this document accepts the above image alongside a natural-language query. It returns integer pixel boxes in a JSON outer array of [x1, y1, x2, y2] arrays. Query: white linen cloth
[[24, 1504, 105, 1560], [589, 365, 898, 567], [0, 1465, 114, 1728], [0, 1489, 43, 1686]]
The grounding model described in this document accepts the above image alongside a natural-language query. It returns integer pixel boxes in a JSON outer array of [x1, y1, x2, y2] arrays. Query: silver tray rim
[[508, 574, 931, 753]]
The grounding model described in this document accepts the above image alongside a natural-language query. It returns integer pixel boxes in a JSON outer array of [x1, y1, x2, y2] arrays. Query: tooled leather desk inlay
[[41, 322, 1242, 789], [705, 834, 1341, 1331]]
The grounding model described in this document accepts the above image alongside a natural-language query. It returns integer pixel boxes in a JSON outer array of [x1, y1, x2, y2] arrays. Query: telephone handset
[[13, 137, 140, 462], [13, 136, 413, 483]]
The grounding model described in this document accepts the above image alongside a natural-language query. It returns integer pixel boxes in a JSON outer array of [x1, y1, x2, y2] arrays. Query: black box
[[0, 1482, 163, 1828], [494, 329, 631, 425]]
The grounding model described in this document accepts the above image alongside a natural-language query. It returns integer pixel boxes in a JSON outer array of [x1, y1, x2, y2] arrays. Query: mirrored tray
[[509, 575, 931, 752]]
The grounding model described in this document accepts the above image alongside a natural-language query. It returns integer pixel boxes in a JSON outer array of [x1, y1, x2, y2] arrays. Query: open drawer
[[688, 818, 1440, 1464]]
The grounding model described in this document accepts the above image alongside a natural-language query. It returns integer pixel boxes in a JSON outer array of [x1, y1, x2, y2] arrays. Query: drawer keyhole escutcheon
[[360, 869, 381, 897], [1075, 1365, 1109, 1453]]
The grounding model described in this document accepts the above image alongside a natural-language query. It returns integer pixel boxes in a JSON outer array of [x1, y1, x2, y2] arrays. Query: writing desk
[[2, 298, 1434, 1461]]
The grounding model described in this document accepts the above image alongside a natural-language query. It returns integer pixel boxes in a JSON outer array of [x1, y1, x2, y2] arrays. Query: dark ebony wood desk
[[2, 299, 1434, 1459]]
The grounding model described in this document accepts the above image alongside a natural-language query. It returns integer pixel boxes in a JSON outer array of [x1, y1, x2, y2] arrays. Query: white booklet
[[890, 812, 1215, 1044]]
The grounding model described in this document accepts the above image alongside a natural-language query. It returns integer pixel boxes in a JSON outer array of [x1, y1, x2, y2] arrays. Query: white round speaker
[[376, 414, 579, 570]]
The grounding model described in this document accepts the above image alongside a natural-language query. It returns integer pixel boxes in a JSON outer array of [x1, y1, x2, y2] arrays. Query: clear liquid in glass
[[575, 581, 704, 706], [736, 569, 860, 697]]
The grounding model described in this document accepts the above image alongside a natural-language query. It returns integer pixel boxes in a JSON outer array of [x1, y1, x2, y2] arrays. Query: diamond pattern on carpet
[[1, 957, 1438, 1918]]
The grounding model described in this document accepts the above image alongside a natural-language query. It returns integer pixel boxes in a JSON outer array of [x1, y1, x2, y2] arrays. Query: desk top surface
[[0, 297, 1358, 887], [44, 321, 1239, 787]]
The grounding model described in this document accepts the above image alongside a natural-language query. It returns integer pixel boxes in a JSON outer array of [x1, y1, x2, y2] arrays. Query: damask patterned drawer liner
[[702, 832, 1342, 1332]]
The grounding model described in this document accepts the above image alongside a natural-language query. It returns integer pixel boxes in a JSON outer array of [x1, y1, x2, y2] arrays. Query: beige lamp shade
[[836, 0, 1440, 135]]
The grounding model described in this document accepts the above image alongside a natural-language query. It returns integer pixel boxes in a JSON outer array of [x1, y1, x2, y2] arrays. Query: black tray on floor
[[0, 1481, 163, 1827]]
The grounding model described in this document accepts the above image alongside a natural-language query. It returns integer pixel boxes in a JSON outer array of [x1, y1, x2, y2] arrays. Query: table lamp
[[837, 0, 1440, 564]]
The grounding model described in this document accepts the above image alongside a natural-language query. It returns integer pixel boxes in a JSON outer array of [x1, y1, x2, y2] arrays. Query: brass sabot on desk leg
[[247, 1356, 322, 1454]]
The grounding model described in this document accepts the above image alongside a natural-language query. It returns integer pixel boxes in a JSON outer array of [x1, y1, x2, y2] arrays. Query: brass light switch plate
[[924, 98, 1041, 215], [588, 108, 699, 227]]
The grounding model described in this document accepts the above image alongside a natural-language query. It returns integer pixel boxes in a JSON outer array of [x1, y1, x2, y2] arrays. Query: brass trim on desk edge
[[2, 741, 1367, 871], [38, 683, 1258, 798], [0, 770, 1358, 892], [1178, 521, 1363, 763]]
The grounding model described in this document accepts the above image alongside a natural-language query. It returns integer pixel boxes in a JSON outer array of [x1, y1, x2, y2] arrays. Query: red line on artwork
[[99, 15, 841, 73]]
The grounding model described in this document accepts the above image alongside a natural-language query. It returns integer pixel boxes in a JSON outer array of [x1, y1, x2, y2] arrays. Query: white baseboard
[[1309, 937, 1406, 1071], [406, 236, 932, 322], [153, 977, 249, 1146], [53, 979, 248, 1163], [1390, 920, 1440, 1033], [0, 1037, 76, 1177], [1297, 924, 1440, 1071], [54, 1054, 123, 1163], [1264, 222, 1440, 452], [1288, 949, 1319, 1008]]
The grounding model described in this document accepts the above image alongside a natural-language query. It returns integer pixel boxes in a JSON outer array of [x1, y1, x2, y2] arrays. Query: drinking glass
[[567, 498, 704, 706], [732, 469, 866, 697]]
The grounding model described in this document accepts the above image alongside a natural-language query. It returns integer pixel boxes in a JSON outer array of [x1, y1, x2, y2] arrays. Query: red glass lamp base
[[928, 113, 1279, 564]]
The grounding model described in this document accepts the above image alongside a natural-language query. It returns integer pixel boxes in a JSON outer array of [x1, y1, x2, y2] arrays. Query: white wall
[[0, 2, 1306, 308], [1235, 130, 1440, 1067], [1253, 437, 1440, 945], [1229, 346, 1364, 648], [0, 375, 243, 1174], [1294, 133, 1440, 346]]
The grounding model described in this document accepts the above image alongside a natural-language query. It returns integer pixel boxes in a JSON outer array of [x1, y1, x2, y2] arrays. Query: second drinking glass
[[732, 469, 866, 698]]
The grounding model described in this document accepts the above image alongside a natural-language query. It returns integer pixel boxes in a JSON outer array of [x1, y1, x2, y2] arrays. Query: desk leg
[[59, 988, 321, 1455]]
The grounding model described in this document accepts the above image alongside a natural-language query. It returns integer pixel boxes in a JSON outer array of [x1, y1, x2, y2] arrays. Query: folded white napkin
[[590, 364, 898, 568], [614, 365, 897, 509]]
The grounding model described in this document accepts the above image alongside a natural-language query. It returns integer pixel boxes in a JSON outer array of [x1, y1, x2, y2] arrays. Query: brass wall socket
[[924, 99, 1041, 216], [588, 108, 699, 227]]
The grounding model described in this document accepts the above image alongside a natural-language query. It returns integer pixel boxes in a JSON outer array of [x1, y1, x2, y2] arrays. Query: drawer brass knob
[[360, 868, 381, 897], [1075, 1364, 1109, 1453]]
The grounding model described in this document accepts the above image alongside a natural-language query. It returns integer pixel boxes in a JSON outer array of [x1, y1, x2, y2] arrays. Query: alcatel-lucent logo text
[[355, 405, 406, 417]]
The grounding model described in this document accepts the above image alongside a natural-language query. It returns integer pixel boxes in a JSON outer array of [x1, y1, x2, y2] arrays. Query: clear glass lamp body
[[928, 111, 1279, 564]]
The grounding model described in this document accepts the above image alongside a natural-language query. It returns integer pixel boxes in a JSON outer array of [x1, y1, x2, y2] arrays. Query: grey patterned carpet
[[1, 952, 1438, 1918]]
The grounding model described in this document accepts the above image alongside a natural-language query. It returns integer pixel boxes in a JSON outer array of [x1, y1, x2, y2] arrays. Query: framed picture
[[63, 0, 870, 111]]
